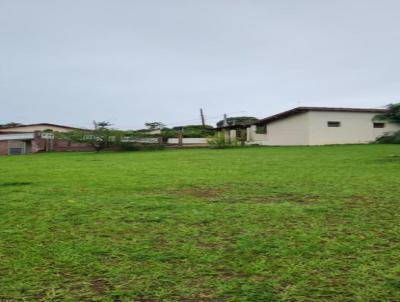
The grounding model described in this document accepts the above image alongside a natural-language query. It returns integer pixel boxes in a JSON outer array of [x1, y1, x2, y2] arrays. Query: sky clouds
[[1, 0, 399, 129]]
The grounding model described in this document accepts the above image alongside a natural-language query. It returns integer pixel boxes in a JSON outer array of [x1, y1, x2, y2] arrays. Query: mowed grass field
[[1, 145, 400, 302]]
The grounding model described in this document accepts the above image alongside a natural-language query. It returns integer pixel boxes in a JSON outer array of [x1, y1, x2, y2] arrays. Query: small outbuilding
[[0, 123, 93, 155], [218, 107, 400, 146]]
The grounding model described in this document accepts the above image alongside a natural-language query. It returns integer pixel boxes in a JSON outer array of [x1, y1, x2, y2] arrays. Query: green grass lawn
[[1, 145, 400, 302]]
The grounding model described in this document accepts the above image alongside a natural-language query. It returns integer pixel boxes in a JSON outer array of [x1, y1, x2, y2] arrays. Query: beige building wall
[[247, 112, 310, 145], [308, 111, 400, 145], [0, 125, 77, 133], [246, 110, 400, 146], [229, 129, 237, 141]]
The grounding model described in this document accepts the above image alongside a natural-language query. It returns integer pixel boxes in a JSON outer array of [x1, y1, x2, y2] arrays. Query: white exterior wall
[[0, 133, 35, 141], [247, 112, 310, 145], [246, 110, 400, 146], [229, 129, 237, 141], [167, 138, 208, 144], [308, 111, 400, 145]]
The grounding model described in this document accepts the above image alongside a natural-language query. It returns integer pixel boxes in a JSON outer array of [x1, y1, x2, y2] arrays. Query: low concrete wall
[[167, 138, 208, 145]]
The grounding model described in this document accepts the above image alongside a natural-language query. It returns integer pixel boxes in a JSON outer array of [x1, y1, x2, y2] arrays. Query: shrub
[[376, 130, 400, 144], [374, 103, 400, 123], [161, 125, 215, 139], [207, 133, 238, 149], [216, 116, 258, 128], [118, 143, 164, 151]]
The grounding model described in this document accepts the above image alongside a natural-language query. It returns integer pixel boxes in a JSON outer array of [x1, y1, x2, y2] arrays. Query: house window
[[327, 121, 341, 127], [373, 122, 385, 128], [255, 124, 267, 134]]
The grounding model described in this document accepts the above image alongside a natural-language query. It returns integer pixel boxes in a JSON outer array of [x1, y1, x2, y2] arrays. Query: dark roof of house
[[215, 123, 249, 130], [0, 123, 87, 131], [255, 107, 387, 125], [216, 106, 387, 129]]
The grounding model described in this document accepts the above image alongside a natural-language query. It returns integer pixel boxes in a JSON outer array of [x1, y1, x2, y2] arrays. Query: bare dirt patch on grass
[[0, 181, 33, 187], [145, 187, 226, 201], [148, 187, 320, 205], [217, 193, 320, 205], [350, 195, 369, 202], [180, 298, 217, 302], [89, 278, 113, 298], [134, 297, 160, 302], [171, 188, 225, 199], [249, 193, 320, 204]]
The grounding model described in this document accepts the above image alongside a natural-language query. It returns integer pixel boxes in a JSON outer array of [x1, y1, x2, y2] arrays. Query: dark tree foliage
[[145, 122, 166, 130], [375, 103, 400, 144], [96, 121, 112, 128], [58, 122, 124, 152], [216, 116, 258, 127], [374, 103, 400, 123], [0, 122, 22, 128], [376, 131, 400, 144], [162, 125, 214, 139]]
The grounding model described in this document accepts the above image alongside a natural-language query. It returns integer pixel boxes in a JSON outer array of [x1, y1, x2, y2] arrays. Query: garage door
[[8, 141, 26, 155]]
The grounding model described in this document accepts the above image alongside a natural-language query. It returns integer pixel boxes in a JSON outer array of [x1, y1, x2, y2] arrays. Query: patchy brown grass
[[171, 188, 225, 199], [180, 298, 217, 302], [134, 297, 159, 302], [351, 195, 369, 202], [250, 193, 320, 204], [197, 242, 225, 249], [217, 193, 320, 204], [0, 181, 33, 187], [151, 187, 320, 205], [90, 279, 111, 296], [145, 187, 227, 200], [2, 145, 400, 301]]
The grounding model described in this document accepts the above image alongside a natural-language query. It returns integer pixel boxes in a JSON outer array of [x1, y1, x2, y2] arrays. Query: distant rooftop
[[256, 106, 387, 125], [216, 106, 387, 129], [0, 123, 86, 131]]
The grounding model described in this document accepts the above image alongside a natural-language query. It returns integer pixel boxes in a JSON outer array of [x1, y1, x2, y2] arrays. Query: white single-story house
[[0, 123, 81, 133], [0, 123, 91, 155], [217, 107, 400, 146]]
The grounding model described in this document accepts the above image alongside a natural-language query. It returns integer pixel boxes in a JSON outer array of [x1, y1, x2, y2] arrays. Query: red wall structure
[[0, 141, 8, 155], [35, 132, 96, 153], [0, 132, 96, 155]]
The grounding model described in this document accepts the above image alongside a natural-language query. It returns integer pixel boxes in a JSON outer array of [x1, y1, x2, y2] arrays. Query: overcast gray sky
[[1, 0, 399, 129]]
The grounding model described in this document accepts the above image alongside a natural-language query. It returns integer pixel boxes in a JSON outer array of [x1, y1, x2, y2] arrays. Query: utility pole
[[178, 127, 183, 147], [223, 114, 230, 144], [200, 108, 205, 127]]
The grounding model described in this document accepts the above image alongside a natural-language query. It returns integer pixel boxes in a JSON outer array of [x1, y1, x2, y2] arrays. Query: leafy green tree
[[58, 121, 124, 152], [216, 116, 258, 128], [0, 122, 22, 128], [374, 103, 400, 123], [95, 121, 112, 128], [145, 122, 165, 130], [161, 125, 215, 139], [375, 103, 400, 144]]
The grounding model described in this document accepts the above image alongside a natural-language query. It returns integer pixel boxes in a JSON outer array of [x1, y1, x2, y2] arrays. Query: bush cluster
[[161, 125, 214, 139], [118, 143, 165, 151], [376, 131, 400, 144], [207, 133, 238, 149]]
